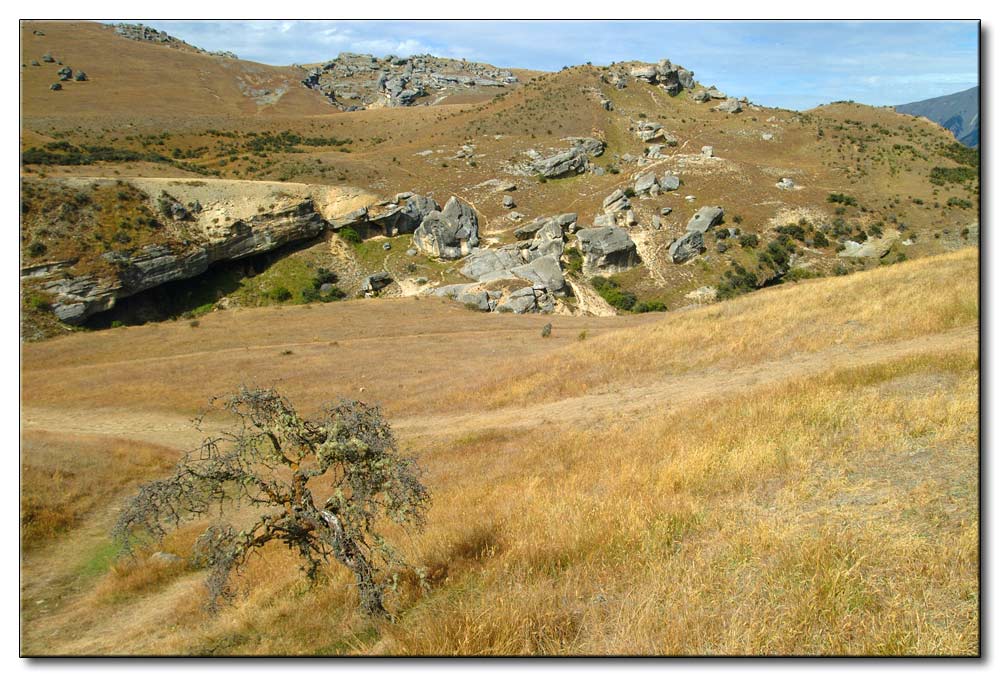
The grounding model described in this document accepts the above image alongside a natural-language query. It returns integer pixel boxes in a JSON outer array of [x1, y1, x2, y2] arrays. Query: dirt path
[[21, 325, 977, 448]]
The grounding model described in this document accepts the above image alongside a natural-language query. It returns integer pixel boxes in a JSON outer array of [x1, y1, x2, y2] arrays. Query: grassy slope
[[20, 248, 979, 655]]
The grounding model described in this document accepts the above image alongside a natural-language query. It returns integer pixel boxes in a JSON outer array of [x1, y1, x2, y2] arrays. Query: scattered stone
[[685, 195, 697, 202], [593, 213, 615, 228], [714, 98, 743, 114], [30, 60, 39, 67], [684, 286, 718, 304], [660, 174, 680, 191], [41, 53, 55, 63], [701, 145, 714, 158], [693, 89, 711, 103], [634, 172, 659, 195], [660, 207, 673, 216], [394, 191, 414, 202], [49, 83, 62, 91], [624, 210, 637, 227], [406, 248, 418, 256], [602, 189, 630, 213], [525, 137, 605, 178], [651, 215, 662, 230], [151, 552, 183, 565], [362, 271, 393, 294], [382, 242, 392, 251], [669, 230, 705, 263], [761, 133, 774, 141], [57, 66, 72, 81], [508, 211, 524, 221], [503, 195, 516, 209], [707, 87, 727, 99], [476, 178, 517, 192], [776, 178, 796, 190]]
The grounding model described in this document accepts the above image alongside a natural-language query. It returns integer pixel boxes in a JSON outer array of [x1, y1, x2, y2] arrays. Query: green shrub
[[827, 193, 858, 206], [339, 227, 362, 244], [738, 233, 759, 249], [564, 247, 583, 275], [812, 231, 830, 248], [27, 241, 47, 257], [634, 300, 667, 313], [590, 276, 636, 311], [270, 286, 293, 302]]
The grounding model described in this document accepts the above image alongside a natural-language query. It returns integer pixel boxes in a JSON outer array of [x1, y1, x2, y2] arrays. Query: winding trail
[[21, 325, 977, 448]]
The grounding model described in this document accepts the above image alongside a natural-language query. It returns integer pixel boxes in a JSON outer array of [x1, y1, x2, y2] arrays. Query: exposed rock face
[[521, 137, 605, 178], [412, 196, 480, 258], [27, 194, 329, 325], [686, 206, 725, 233], [300, 52, 518, 110], [368, 194, 440, 235], [509, 255, 566, 293], [575, 226, 640, 275], [496, 286, 555, 314], [460, 248, 524, 282], [838, 235, 897, 259], [432, 283, 493, 311]]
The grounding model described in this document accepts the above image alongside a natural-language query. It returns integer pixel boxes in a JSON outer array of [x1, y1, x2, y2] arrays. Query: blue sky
[[125, 20, 979, 110]]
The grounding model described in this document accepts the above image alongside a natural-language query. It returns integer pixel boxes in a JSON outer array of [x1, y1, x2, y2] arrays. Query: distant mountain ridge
[[895, 86, 979, 147]]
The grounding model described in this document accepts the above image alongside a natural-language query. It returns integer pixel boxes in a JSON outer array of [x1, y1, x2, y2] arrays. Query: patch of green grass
[[77, 540, 123, 580]]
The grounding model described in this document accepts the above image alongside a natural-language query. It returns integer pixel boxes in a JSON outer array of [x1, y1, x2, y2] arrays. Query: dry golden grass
[[462, 247, 979, 409], [20, 431, 176, 548], [19, 250, 978, 656], [23, 345, 974, 655]]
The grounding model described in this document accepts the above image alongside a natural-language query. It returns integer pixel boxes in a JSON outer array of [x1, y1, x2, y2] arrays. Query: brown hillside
[[20, 20, 334, 117]]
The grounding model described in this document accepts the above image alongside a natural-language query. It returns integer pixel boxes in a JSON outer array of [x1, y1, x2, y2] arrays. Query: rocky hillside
[[19, 21, 979, 339], [112, 22, 238, 59], [896, 86, 980, 147]]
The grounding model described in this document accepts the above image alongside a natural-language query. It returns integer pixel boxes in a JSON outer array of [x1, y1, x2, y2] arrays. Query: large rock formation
[[300, 52, 518, 110], [412, 196, 480, 258], [628, 59, 696, 95], [520, 138, 605, 178], [33, 198, 327, 324], [669, 206, 724, 263], [575, 226, 640, 275]]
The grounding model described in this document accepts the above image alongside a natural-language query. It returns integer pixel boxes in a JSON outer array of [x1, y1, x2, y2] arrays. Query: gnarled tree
[[113, 386, 430, 617]]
